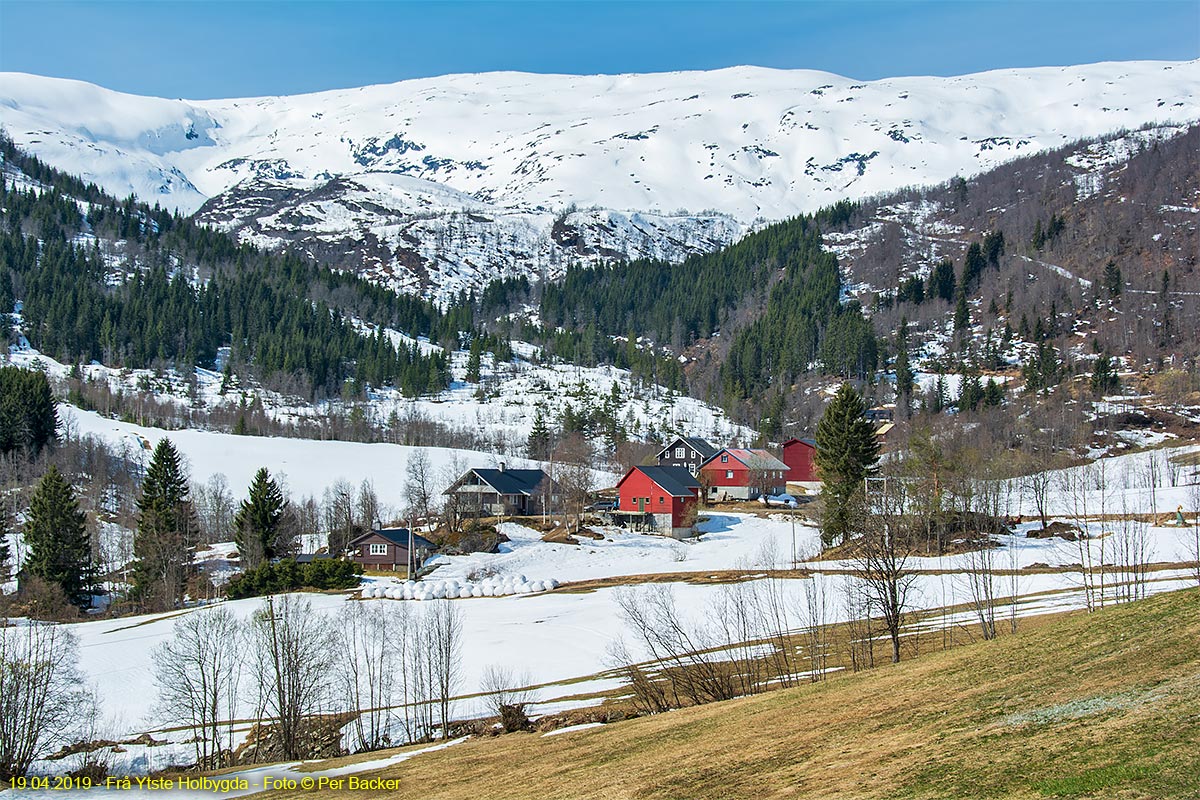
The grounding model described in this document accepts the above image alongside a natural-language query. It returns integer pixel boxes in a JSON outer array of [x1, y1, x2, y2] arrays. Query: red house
[[614, 466, 701, 538], [699, 448, 788, 501], [781, 437, 819, 483]]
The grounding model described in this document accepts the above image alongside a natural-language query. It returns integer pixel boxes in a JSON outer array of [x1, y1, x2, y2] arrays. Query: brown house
[[349, 528, 436, 573]]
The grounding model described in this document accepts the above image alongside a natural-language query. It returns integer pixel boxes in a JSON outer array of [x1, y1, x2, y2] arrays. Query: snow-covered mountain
[[2, 61, 1197, 301]]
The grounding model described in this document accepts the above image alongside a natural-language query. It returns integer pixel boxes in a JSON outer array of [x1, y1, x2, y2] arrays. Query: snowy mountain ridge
[[2, 61, 1198, 300]]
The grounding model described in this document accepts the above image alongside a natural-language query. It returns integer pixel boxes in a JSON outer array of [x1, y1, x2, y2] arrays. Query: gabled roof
[[782, 437, 817, 448], [656, 436, 719, 460], [444, 468, 551, 496], [350, 528, 437, 550], [619, 465, 702, 498], [704, 448, 789, 472]]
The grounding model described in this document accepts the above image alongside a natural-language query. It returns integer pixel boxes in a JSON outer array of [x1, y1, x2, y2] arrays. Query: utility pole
[[407, 516, 414, 581], [791, 515, 797, 571]]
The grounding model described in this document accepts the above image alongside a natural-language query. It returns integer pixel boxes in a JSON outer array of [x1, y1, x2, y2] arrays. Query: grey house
[[443, 464, 559, 517], [655, 437, 719, 475]]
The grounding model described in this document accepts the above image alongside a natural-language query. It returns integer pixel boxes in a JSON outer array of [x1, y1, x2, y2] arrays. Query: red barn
[[782, 438, 819, 483], [614, 466, 701, 538], [699, 448, 788, 501]]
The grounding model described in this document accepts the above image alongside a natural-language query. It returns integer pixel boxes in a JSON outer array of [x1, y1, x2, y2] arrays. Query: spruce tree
[[134, 438, 197, 610], [814, 383, 880, 547], [894, 319, 914, 414], [234, 468, 288, 569], [0, 508, 10, 582], [527, 408, 551, 460], [465, 338, 483, 383], [953, 287, 970, 333], [983, 378, 1005, 407], [958, 371, 984, 412], [1103, 261, 1122, 299], [1090, 352, 1120, 397], [23, 466, 93, 608]]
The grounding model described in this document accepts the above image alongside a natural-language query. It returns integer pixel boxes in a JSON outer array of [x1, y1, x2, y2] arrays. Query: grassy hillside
[[259, 588, 1200, 799]]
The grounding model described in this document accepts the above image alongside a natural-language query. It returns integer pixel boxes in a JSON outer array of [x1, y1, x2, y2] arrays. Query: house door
[[637, 497, 645, 512]]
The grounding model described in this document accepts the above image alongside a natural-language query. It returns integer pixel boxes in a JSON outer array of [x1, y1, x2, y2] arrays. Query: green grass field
[[255, 588, 1200, 799]]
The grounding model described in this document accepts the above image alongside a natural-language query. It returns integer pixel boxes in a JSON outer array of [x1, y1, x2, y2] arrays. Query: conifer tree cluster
[[0, 367, 57, 457]]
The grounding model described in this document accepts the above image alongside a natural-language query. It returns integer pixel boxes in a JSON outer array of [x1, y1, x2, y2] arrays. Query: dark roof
[[658, 436, 718, 460], [624, 465, 702, 497], [782, 437, 817, 448], [449, 468, 550, 496], [350, 528, 437, 549]]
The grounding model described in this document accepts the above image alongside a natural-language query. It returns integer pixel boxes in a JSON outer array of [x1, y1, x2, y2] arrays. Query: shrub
[[226, 558, 361, 599]]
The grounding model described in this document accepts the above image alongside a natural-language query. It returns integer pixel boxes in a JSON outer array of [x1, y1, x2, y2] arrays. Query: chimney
[[499, 461, 506, 472]]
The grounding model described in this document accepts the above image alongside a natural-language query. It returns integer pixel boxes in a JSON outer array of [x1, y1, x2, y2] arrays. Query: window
[[675, 447, 685, 459], [725, 470, 734, 479], [721, 454, 729, 463], [659, 496, 665, 504], [369, 543, 388, 556]]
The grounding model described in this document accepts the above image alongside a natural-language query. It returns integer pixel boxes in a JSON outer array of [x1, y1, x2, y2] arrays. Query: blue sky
[[1, 0, 1197, 98]]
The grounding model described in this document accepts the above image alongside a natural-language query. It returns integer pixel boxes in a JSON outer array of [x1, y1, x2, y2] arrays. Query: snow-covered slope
[[2, 61, 1197, 299]]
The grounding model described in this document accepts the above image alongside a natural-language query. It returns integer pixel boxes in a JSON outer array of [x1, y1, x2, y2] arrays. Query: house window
[[725, 470, 734, 479], [675, 447, 685, 459], [659, 496, 665, 504], [721, 454, 729, 463], [369, 543, 388, 556]]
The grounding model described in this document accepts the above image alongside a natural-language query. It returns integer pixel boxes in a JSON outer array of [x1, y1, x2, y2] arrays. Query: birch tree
[[152, 607, 243, 769], [0, 623, 93, 780]]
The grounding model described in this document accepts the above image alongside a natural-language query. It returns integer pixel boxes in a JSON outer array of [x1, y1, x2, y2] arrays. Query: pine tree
[[134, 438, 197, 610], [23, 466, 93, 609], [234, 467, 288, 569], [814, 383, 880, 547]]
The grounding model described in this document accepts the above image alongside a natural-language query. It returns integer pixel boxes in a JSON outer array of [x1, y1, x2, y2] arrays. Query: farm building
[[700, 448, 788, 501], [655, 436, 719, 475], [781, 437, 818, 483], [613, 465, 702, 538]]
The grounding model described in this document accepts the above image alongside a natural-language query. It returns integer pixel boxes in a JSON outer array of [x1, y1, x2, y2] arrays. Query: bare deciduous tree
[[853, 477, 918, 664], [427, 600, 462, 740], [338, 601, 401, 752], [404, 449, 434, 523], [802, 574, 832, 682], [480, 665, 538, 732], [152, 607, 243, 769], [250, 595, 337, 760], [1189, 481, 1200, 587], [0, 622, 94, 780]]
